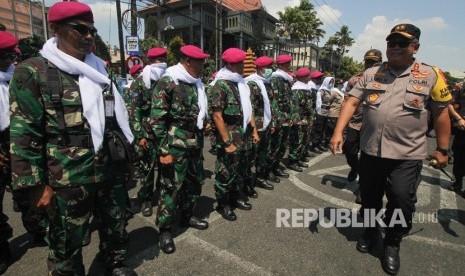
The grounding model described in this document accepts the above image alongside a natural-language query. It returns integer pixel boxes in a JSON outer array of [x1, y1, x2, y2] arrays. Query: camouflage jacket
[[247, 80, 274, 130], [291, 88, 315, 125], [210, 80, 251, 151], [9, 57, 108, 190], [270, 76, 293, 125], [129, 76, 156, 140], [150, 76, 204, 156]]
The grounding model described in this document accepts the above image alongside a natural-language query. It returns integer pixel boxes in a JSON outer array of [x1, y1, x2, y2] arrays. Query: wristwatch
[[223, 140, 232, 148], [435, 147, 449, 156]]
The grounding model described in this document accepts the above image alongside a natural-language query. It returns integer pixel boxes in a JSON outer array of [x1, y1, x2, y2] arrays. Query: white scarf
[[210, 67, 252, 130], [163, 63, 207, 129], [272, 69, 294, 83], [40, 37, 134, 152], [316, 77, 335, 115], [142, 62, 167, 89], [0, 64, 14, 131], [245, 73, 271, 130], [292, 81, 311, 91]]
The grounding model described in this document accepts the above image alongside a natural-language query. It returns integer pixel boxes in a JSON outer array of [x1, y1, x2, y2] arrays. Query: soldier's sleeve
[[247, 82, 259, 121], [210, 81, 227, 112], [150, 76, 174, 156], [128, 79, 145, 138], [9, 65, 47, 190], [290, 90, 300, 122], [429, 67, 452, 109]]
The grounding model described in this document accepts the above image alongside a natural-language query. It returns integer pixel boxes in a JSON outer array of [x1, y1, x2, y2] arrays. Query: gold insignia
[[396, 24, 406, 31], [412, 85, 423, 92], [412, 71, 430, 79], [368, 93, 379, 103], [372, 83, 381, 89]]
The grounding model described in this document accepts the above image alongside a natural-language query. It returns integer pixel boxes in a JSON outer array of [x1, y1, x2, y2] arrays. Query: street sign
[[126, 36, 140, 56]]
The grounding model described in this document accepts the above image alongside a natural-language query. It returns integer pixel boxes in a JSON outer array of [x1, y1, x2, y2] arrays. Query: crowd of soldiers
[[0, 1, 464, 276]]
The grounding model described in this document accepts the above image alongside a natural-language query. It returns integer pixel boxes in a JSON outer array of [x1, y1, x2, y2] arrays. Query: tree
[[167, 36, 184, 66], [94, 34, 111, 62], [145, 15, 158, 39], [336, 56, 363, 81], [140, 37, 163, 57], [334, 25, 354, 56]]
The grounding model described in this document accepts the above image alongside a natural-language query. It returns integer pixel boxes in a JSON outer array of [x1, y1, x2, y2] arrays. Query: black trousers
[[342, 127, 361, 172], [311, 114, 328, 147], [452, 129, 465, 182], [359, 152, 422, 240]]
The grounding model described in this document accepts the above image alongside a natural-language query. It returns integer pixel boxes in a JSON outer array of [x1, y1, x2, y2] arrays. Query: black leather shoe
[[105, 263, 137, 276], [306, 151, 316, 157], [310, 147, 323, 154], [317, 145, 329, 152], [216, 205, 237, 221], [354, 188, 362, 204], [301, 157, 309, 162], [256, 178, 274, 190], [141, 201, 153, 217], [82, 229, 91, 247], [297, 161, 308, 168], [234, 199, 252, 210], [244, 184, 258, 198], [356, 228, 380, 253], [447, 181, 462, 192], [382, 245, 400, 275], [159, 230, 176, 254], [274, 168, 289, 178], [288, 163, 303, 172], [347, 169, 358, 182], [0, 241, 10, 275], [182, 216, 209, 230], [267, 171, 280, 183]]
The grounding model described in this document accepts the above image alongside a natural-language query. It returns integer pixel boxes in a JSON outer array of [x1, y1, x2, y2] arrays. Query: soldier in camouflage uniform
[[206, 72, 218, 155], [244, 56, 275, 196], [129, 47, 167, 217], [8, 2, 136, 275], [150, 45, 210, 254], [288, 68, 313, 172], [269, 55, 294, 179], [122, 64, 143, 107], [210, 48, 260, 222]]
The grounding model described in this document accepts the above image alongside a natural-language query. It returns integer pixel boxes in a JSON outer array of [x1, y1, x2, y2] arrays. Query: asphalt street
[[2, 137, 464, 276]]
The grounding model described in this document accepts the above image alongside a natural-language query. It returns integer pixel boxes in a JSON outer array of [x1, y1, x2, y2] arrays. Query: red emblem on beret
[[276, 54, 292, 64], [180, 45, 210, 60], [147, 48, 167, 58], [48, 1, 94, 23], [0, 31, 18, 51], [311, 71, 324, 78], [254, 56, 273, 67], [296, 67, 311, 77], [129, 64, 143, 75], [222, 48, 246, 63]]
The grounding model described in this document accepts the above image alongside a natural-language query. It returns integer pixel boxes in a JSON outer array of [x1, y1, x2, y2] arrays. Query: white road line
[[308, 164, 351, 176], [185, 236, 274, 276], [307, 152, 332, 168]]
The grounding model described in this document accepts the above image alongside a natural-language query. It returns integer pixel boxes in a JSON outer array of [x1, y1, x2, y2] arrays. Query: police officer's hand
[[455, 118, 465, 131], [160, 154, 174, 165], [252, 129, 260, 144], [430, 151, 448, 169], [329, 132, 344, 155], [33, 185, 54, 209], [225, 144, 236, 154], [139, 138, 148, 150], [205, 123, 212, 135], [0, 152, 8, 170]]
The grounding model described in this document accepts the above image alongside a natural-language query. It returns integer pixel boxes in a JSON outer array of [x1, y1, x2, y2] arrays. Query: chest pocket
[[363, 82, 387, 106], [61, 87, 84, 128], [224, 87, 241, 117], [404, 84, 429, 111]]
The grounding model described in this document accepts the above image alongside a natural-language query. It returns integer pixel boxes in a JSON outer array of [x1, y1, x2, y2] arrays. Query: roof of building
[[140, 0, 262, 13]]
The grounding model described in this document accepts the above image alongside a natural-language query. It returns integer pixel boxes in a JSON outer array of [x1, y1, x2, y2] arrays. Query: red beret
[[254, 56, 273, 67], [180, 45, 210, 60], [276, 54, 292, 64], [296, 68, 311, 77], [129, 64, 143, 75], [0, 31, 18, 51], [48, 1, 94, 23], [311, 70, 324, 78], [222, 48, 246, 63], [147, 47, 167, 58]]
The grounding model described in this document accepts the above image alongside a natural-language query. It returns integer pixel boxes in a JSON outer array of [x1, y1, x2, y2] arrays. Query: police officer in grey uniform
[[330, 24, 451, 275]]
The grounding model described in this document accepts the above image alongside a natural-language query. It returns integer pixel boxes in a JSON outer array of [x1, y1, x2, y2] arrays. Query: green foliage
[[202, 58, 216, 83], [0, 22, 5, 31], [93, 34, 111, 62], [17, 35, 45, 60], [443, 71, 463, 88], [167, 36, 184, 66], [335, 56, 363, 81], [140, 37, 164, 57], [145, 15, 158, 39]]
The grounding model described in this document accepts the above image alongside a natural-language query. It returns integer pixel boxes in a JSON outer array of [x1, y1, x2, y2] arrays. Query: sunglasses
[[65, 22, 98, 36], [387, 40, 413, 48]]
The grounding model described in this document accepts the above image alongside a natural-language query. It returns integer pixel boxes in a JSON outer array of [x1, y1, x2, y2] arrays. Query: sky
[[44, 0, 465, 77]]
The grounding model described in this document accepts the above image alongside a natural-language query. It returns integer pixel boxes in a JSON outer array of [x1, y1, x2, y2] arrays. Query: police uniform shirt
[[453, 85, 465, 117], [348, 61, 451, 160]]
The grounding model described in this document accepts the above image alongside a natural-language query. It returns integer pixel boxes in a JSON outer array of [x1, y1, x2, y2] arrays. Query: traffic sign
[[126, 36, 140, 56]]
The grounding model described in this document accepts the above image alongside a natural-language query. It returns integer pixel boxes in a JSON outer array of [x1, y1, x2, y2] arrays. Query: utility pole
[[116, 0, 126, 76], [218, 0, 223, 69], [189, 0, 193, 44], [41, 0, 48, 40], [130, 0, 137, 36]]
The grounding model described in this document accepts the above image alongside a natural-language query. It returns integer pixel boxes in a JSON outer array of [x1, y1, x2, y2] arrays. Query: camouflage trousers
[[277, 125, 290, 163], [301, 124, 312, 156], [254, 128, 272, 178], [156, 146, 203, 229], [135, 140, 158, 202], [214, 148, 253, 204], [0, 172, 12, 243], [47, 179, 128, 276], [269, 127, 283, 169], [288, 124, 303, 163]]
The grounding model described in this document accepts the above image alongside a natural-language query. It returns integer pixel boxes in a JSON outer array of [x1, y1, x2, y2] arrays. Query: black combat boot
[[381, 236, 401, 275], [356, 227, 381, 253], [301, 156, 309, 162], [274, 167, 289, 178], [317, 145, 329, 152], [180, 207, 209, 230], [105, 262, 137, 276], [159, 228, 176, 254], [306, 150, 316, 157], [310, 146, 323, 154], [347, 168, 358, 182], [0, 241, 10, 275], [82, 228, 91, 247], [287, 162, 303, 172], [243, 179, 258, 198], [230, 192, 252, 211], [140, 201, 153, 217], [256, 175, 274, 190], [215, 195, 237, 221], [267, 170, 280, 183], [297, 161, 308, 168]]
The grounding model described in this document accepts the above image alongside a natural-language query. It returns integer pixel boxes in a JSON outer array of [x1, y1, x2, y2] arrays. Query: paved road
[[3, 138, 464, 275]]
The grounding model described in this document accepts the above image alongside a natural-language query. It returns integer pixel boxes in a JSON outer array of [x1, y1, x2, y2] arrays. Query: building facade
[[0, 0, 47, 39]]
